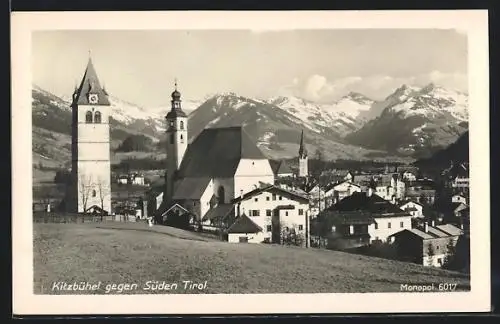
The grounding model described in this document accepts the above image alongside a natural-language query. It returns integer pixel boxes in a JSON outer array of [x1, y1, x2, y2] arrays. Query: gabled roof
[[227, 214, 263, 234], [324, 211, 375, 225], [72, 57, 110, 106], [176, 127, 267, 179], [399, 200, 423, 208], [172, 177, 211, 200], [202, 204, 235, 221], [232, 184, 309, 204], [436, 224, 463, 236], [327, 192, 409, 217]]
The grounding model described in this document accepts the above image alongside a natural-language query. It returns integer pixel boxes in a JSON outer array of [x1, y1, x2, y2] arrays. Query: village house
[[402, 171, 417, 182], [323, 180, 362, 206], [390, 222, 463, 267], [399, 200, 424, 218], [225, 184, 311, 244], [117, 175, 128, 185], [372, 173, 406, 201], [317, 189, 413, 249], [451, 193, 468, 205], [405, 179, 437, 205], [442, 162, 469, 191], [130, 173, 146, 186]]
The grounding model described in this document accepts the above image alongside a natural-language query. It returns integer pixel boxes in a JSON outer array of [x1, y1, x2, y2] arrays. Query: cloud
[[279, 71, 468, 102]]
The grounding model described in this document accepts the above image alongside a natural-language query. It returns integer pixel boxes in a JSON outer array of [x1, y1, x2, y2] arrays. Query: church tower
[[69, 56, 112, 214], [165, 81, 188, 202], [298, 129, 309, 178]]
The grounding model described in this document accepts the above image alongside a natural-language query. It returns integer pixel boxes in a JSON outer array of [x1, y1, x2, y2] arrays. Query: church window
[[254, 198, 258, 202], [169, 120, 175, 128], [285, 211, 289, 216], [94, 111, 102, 124], [92, 190, 97, 197], [180, 134, 184, 143], [180, 121, 184, 130], [279, 196, 283, 200], [170, 134, 174, 144], [85, 111, 93, 123]]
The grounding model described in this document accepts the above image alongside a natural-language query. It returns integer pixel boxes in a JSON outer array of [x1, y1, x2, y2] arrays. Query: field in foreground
[[34, 222, 470, 294]]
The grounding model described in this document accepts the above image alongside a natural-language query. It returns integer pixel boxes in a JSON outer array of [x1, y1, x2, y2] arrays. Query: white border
[[11, 10, 490, 315]]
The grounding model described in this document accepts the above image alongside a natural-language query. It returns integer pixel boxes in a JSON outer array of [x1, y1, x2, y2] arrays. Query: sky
[[32, 29, 467, 107]]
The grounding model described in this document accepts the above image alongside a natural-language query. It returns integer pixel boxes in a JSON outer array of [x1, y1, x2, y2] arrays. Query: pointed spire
[[72, 55, 110, 106], [174, 78, 178, 91], [298, 130, 307, 158]]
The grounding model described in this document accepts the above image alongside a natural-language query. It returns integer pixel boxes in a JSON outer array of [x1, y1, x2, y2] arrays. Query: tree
[[442, 238, 457, 270], [97, 177, 110, 220], [426, 243, 435, 266], [78, 171, 93, 214]]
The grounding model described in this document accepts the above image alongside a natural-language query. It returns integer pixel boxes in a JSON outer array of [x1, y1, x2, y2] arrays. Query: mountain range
[[32, 82, 468, 176]]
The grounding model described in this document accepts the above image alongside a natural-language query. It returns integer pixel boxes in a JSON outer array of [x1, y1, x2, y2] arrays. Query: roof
[[376, 174, 397, 187], [72, 57, 111, 106], [269, 160, 293, 175], [227, 214, 263, 234], [232, 184, 309, 204], [323, 211, 375, 225], [298, 130, 307, 157], [202, 204, 235, 221], [399, 200, 423, 208], [176, 127, 267, 178], [328, 192, 409, 217], [172, 177, 211, 200], [435, 224, 463, 236]]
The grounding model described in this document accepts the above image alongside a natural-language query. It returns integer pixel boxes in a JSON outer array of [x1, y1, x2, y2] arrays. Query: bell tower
[[298, 130, 309, 178], [69, 56, 112, 214], [165, 80, 188, 202]]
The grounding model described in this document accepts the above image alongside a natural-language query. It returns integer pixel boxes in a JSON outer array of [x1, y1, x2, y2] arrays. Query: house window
[[180, 121, 184, 130], [266, 196, 270, 201], [298, 209, 304, 215], [438, 258, 442, 265], [85, 111, 93, 123], [400, 221, 404, 228], [298, 225, 303, 230], [272, 194, 276, 201], [388, 222, 391, 229], [94, 111, 102, 123], [266, 209, 272, 216], [279, 196, 282, 200], [254, 198, 258, 202], [436, 245, 440, 251], [92, 190, 97, 197], [266, 225, 272, 232], [250, 210, 260, 217], [285, 211, 289, 216], [374, 223, 378, 230]]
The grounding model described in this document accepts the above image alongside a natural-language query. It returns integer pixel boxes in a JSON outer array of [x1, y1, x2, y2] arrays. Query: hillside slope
[[34, 222, 470, 294]]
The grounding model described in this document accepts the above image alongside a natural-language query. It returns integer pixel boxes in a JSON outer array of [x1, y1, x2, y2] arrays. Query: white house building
[[451, 194, 468, 205], [399, 200, 424, 218], [228, 184, 310, 244], [324, 181, 362, 206]]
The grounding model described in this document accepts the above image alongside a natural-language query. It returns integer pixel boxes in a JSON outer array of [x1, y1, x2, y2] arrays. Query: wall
[[369, 215, 412, 242], [401, 201, 423, 218], [234, 159, 275, 197], [298, 157, 308, 177], [213, 178, 234, 203]]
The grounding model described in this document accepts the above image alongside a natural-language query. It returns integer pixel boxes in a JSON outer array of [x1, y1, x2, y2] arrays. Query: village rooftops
[[328, 192, 409, 217], [392, 223, 463, 240]]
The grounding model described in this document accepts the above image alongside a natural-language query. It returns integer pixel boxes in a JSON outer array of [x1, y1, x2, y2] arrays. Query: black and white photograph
[[12, 10, 490, 315]]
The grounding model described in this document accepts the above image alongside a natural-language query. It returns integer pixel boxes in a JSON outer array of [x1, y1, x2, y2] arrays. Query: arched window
[[217, 186, 225, 204], [85, 111, 93, 123], [180, 121, 184, 130], [180, 134, 184, 143], [94, 111, 102, 123], [92, 190, 97, 197]]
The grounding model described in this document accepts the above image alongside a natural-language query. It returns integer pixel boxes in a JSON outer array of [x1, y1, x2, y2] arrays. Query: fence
[[33, 212, 138, 224]]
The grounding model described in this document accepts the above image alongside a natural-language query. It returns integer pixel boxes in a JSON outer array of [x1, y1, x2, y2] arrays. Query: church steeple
[[298, 130, 307, 158], [72, 56, 110, 106], [166, 78, 187, 119]]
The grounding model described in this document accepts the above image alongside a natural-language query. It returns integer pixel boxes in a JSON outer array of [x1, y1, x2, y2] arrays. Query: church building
[[298, 130, 309, 178], [68, 57, 112, 214], [159, 84, 276, 224]]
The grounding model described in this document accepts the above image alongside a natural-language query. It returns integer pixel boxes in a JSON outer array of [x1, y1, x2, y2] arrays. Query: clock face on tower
[[89, 94, 99, 104]]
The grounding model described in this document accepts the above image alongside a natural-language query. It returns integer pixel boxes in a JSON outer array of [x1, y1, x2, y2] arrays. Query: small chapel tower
[[69, 56, 112, 214], [165, 80, 188, 202], [298, 130, 309, 178]]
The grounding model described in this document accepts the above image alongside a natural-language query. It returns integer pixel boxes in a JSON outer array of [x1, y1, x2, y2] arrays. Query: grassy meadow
[[34, 222, 470, 294]]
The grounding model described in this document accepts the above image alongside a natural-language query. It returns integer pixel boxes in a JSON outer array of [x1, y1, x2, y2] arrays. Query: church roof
[[176, 126, 267, 178], [269, 160, 293, 176], [298, 129, 307, 157], [72, 57, 110, 106], [172, 177, 212, 200], [202, 203, 235, 221]]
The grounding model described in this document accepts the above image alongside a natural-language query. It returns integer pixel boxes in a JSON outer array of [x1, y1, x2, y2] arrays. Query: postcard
[[11, 10, 490, 315]]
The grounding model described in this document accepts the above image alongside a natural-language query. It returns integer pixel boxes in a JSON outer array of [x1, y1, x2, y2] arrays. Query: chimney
[[431, 220, 435, 227], [424, 222, 429, 233], [367, 187, 373, 197], [391, 196, 396, 205]]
